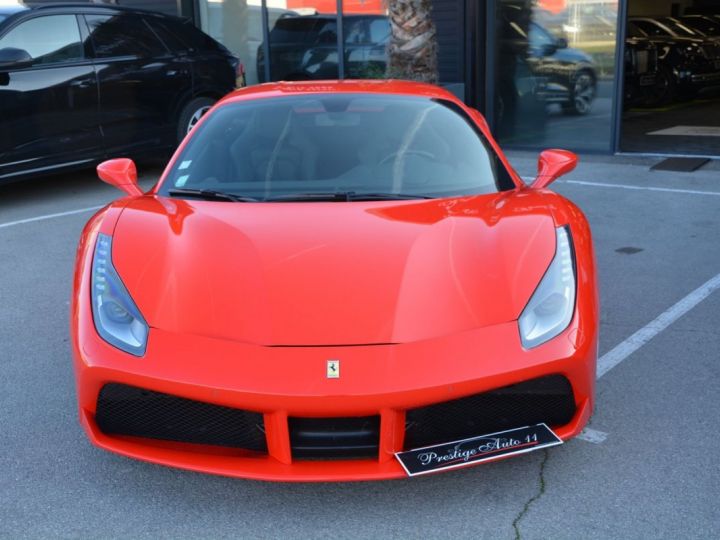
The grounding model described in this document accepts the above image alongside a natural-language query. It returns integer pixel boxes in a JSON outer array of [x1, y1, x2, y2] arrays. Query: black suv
[[628, 17, 720, 100], [624, 26, 661, 107], [0, 3, 241, 183], [499, 5, 598, 116]]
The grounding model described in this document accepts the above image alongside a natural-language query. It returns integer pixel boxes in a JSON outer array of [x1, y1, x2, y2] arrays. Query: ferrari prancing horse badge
[[327, 360, 340, 378]]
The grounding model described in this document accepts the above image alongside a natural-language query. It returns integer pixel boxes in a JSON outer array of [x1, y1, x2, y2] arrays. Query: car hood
[[553, 47, 594, 65], [112, 192, 557, 346]]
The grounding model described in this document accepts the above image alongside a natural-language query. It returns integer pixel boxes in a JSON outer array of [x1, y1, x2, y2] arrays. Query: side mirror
[[97, 158, 143, 197], [556, 37, 568, 49], [0, 47, 32, 69], [532, 149, 577, 189]]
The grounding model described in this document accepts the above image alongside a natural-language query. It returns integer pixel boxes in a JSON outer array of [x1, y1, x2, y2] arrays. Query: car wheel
[[562, 71, 596, 115], [642, 64, 676, 107], [177, 97, 215, 143]]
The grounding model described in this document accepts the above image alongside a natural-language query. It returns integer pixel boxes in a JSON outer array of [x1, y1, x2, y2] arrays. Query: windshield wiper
[[349, 192, 435, 201], [266, 191, 434, 202], [167, 188, 259, 202]]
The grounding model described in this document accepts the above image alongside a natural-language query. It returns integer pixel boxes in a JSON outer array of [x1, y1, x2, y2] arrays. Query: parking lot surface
[[1, 154, 719, 539]]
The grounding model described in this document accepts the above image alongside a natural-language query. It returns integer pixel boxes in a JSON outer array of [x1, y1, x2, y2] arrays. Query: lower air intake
[[289, 416, 380, 460], [404, 375, 576, 450], [95, 383, 267, 452]]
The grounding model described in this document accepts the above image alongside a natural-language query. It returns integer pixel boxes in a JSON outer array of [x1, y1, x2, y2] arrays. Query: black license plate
[[396, 424, 562, 476]]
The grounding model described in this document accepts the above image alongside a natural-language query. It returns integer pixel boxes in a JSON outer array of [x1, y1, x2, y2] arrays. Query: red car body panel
[[71, 80, 598, 481], [111, 194, 556, 345]]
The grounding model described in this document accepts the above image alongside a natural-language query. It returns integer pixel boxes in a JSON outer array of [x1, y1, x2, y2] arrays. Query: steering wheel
[[379, 149, 436, 165]]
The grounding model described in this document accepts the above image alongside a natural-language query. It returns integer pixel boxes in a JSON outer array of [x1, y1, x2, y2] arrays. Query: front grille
[[95, 383, 267, 452], [289, 416, 380, 460], [404, 375, 576, 450]]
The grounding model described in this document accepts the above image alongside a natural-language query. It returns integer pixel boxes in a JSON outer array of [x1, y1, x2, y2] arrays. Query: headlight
[[518, 226, 576, 349], [91, 234, 148, 356]]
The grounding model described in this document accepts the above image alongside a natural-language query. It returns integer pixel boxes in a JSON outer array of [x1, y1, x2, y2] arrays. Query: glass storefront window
[[494, 0, 619, 152], [263, 1, 340, 82], [197, 0, 268, 86], [342, 1, 390, 79], [197, 1, 444, 87]]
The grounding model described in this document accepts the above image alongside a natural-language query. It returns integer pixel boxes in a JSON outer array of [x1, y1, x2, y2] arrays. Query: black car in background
[[524, 22, 597, 115], [628, 17, 720, 101], [624, 31, 661, 107], [499, 4, 598, 117], [257, 14, 390, 82], [0, 3, 241, 183], [678, 15, 720, 38]]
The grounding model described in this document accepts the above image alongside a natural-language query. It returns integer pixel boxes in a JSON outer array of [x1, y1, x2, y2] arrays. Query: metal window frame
[[261, 0, 270, 82], [336, 0, 345, 78], [483, 0, 496, 129], [612, 0, 629, 153]]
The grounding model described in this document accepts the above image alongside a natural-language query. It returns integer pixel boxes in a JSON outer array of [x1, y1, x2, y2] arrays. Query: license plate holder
[[395, 423, 562, 477]]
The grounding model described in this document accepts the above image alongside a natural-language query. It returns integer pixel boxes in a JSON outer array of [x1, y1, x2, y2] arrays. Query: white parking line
[[597, 272, 720, 378], [585, 274, 720, 446], [521, 176, 720, 196], [564, 180, 720, 197], [0, 205, 102, 230], [577, 428, 608, 444]]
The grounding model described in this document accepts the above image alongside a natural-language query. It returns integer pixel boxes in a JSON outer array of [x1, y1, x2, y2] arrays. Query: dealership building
[[35, 0, 720, 157]]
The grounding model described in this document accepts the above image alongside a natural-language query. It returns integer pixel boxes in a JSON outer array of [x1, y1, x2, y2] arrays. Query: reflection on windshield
[[161, 94, 511, 201]]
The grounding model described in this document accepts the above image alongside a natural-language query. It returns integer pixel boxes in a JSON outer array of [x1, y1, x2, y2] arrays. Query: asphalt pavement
[[1, 154, 719, 539]]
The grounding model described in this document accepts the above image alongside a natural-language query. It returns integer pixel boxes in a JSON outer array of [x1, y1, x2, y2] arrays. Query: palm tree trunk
[[385, 0, 439, 84]]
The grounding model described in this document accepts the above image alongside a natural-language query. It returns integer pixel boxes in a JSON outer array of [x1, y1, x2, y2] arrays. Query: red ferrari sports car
[[71, 80, 598, 481]]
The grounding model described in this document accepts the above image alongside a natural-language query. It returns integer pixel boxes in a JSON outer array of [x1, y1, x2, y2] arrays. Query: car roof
[[15, 2, 175, 17], [220, 80, 462, 107], [0, 4, 29, 17]]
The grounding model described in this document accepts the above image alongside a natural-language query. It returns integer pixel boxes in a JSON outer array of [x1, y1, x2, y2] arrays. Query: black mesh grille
[[289, 416, 380, 460], [95, 383, 267, 452], [404, 375, 576, 450]]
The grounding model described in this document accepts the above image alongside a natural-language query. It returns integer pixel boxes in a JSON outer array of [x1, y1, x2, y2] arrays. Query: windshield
[[681, 17, 720, 36], [658, 18, 700, 37], [161, 94, 511, 201]]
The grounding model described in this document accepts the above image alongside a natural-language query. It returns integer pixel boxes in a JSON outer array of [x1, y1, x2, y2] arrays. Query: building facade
[[33, 0, 720, 157]]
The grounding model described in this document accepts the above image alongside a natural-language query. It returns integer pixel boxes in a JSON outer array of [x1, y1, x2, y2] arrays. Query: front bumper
[[73, 311, 596, 481], [678, 62, 720, 85], [690, 71, 720, 84]]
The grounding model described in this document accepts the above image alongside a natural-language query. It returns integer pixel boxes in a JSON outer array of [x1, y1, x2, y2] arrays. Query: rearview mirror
[[556, 37, 568, 49], [0, 47, 32, 69], [97, 158, 143, 197], [532, 149, 577, 189]]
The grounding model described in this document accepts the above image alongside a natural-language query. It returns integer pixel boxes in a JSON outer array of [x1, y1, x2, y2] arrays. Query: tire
[[562, 70, 596, 115], [177, 97, 216, 144], [642, 64, 676, 107]]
